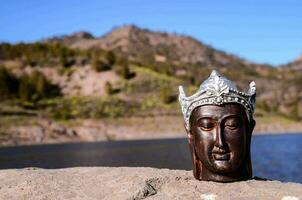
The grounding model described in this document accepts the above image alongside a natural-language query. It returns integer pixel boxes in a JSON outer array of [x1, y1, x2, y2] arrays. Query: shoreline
[[254, 131, 302, 135], [0, 130, 301, 148], [1, 115, 302, 146]]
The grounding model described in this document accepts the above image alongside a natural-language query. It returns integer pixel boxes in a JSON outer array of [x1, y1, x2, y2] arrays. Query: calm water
[[0, 134, 301, 183]]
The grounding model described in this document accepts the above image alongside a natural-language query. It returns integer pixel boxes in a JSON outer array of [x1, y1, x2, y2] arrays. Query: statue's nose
[[214, 125, 225, 149]]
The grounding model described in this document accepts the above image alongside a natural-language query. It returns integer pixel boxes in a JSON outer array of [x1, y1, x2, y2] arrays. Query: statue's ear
[[249, 119, 256, 134], [187, 131, 202, 180], [187, 131, 194, 156], [187, 131, 193, 143]]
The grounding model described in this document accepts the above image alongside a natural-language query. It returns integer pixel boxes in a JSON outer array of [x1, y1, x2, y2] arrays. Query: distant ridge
[[44, 25, 269, 71], [43, 31, 95, 45], [282, 54, 302, 71]]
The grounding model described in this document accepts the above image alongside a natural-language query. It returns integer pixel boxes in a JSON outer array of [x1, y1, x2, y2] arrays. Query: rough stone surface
[[0, 167, 301, 200]]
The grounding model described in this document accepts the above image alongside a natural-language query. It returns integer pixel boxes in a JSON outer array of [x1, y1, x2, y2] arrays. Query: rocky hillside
[[281, 54, 302, 71], [47, 25, 269, 71], [1, 25, 302, 121], [44, 25, 278, 93], [43, 25, 302, 119]]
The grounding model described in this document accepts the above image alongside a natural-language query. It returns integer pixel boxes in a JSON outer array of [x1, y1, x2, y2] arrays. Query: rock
[[66, 129, 77, 137], [51, 123, 67, 135], [0, 167, 301, 200]]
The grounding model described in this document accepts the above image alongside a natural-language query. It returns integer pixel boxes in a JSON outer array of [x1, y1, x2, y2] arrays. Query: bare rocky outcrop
[[282, 59, 302, 71], [11, 65, 120, 97], [0, 167, 301, 200], [59, 25, 261, 70]]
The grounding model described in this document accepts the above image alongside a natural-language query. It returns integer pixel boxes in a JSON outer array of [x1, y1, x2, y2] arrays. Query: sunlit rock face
[[0, 167, 301, 200]]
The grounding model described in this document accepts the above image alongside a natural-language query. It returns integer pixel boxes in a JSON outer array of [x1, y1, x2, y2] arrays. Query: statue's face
[[190, 104, 248, 174]]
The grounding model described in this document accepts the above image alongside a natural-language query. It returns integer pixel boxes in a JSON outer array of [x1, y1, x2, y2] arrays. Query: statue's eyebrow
[[195, 115, 219, 122], [221, 114, 243, 122], [195, 114, 243, 123]]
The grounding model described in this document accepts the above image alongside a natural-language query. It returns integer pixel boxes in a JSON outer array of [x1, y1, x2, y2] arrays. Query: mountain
[[42, 25, 302, 121], [281, 54, 302, 71], [46, 25, 270, 72], [44, 25, 282, 95], [1, 25, 301, 120], [43, 31, 95, 46]]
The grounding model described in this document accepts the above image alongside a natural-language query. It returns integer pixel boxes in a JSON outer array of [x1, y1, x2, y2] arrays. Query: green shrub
[[0, 66, 19, 99], [18, 71, 61, 102], [106, 51, 115, 66], [105, 81, 114, 95], [18, 74, 33, 102], [256, 101, 271, 113], [92, 58, 111, 72], [47, 97, 138, 120], [288, 103, 300, 121], [0, 43, 80, 67], [116, 63, 135, 79], [256, 98, 280, 114], [159, 86, 176, 104]]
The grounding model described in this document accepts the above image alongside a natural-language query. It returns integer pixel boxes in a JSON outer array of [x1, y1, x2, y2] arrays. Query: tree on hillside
[[92, 54, 111, 72], [18, 71, 61, 102], [91, 57, 111, 72], [159, 86, 176, 104], [106, 51, 116, 66], [30, 71, 47, 100], [0, 66, 19, 99], [18, 74, 33, 102], [59, 50, 73, 68], [288, 95, 301, 121], [116, 61, 135, 79], [105, 81, 114, 95]]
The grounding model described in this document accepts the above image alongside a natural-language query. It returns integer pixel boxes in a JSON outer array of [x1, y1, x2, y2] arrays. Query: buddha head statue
[[179, 70, 256, 182]]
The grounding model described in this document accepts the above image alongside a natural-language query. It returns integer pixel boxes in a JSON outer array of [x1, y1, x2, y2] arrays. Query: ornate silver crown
[[179, 70, 256, 131]]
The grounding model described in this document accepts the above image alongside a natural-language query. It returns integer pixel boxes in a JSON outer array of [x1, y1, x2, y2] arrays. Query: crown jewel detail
[[179, 70, 256, 131]]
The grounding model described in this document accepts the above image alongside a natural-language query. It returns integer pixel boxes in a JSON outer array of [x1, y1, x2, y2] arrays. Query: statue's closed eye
[[224, 118, 241, 130], [198, 118, 216, 131]]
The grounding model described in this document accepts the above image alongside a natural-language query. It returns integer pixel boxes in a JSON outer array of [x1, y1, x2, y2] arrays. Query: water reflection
[[0, 134, 301, 183]]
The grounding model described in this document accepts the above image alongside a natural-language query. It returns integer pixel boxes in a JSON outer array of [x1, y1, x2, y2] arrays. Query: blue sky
[[1, 0, 302, 65]]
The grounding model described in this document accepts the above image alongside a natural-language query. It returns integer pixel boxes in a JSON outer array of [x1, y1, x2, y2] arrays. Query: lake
[[0, 133, 301, 183]]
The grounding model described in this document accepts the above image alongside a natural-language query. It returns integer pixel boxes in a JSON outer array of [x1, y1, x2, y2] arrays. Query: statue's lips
[[212, 153, 230, 160]]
